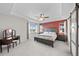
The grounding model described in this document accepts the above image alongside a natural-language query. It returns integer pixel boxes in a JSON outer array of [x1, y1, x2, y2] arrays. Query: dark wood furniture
[[0, 29, 20, 53], [13, 36, 20, 44], [3, 29, 20, 46], [0, 38, 13, 53], [0, 39, 2, 52], [0, 29, 15, 53], [56, 34, 67, 42], [3, 29, 17, 48], [34, 37, 54, 47]]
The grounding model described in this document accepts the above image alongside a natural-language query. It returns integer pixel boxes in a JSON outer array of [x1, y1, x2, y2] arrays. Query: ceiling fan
[[40, 14, 49, 18], [36, 14, 49, 21]]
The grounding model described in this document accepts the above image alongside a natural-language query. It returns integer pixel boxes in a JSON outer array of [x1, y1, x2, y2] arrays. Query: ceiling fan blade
[[44, 16, 49, 18]]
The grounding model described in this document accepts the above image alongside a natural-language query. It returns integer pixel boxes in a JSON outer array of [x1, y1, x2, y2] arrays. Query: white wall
[[64, 21, 67, 35], [67, 19, 70, 45], [61, 3, 75, 19], [0, 14, 27, 42]]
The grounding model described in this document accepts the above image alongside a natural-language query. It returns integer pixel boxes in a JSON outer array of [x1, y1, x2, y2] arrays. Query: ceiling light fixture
[[39, 18, 44, 21]]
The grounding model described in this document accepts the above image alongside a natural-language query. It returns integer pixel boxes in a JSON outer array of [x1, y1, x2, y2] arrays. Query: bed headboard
[[44, 28, 58, 33]]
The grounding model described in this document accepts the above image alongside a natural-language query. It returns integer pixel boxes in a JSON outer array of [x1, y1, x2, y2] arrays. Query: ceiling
[[0, 3, 75, 23]]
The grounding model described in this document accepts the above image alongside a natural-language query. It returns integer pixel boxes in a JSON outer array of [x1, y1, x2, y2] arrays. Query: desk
[[0, 36, 20, 53], [0, 39, 2, 52], [0, 38, 13, 53]]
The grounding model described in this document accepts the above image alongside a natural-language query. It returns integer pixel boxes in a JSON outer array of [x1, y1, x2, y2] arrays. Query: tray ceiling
[[0, 3, 75, 23]]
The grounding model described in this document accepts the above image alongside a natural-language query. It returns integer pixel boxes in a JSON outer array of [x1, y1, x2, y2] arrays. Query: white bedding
[[36, 32, 57, 41]]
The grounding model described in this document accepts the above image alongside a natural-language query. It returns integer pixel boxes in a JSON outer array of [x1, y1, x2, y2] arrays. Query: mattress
[[35, 32, 57, 41]]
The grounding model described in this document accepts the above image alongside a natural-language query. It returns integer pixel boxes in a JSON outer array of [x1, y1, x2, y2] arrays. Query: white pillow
[[44, 32, 48, 34]]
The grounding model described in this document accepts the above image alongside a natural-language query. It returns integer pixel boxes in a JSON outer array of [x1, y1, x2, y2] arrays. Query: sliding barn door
[[70, 4, 78, 56], [78, 4, 79, 56]]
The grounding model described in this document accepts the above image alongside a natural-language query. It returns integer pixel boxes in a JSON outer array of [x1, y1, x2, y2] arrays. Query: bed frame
[[34, 37, 54, 47]]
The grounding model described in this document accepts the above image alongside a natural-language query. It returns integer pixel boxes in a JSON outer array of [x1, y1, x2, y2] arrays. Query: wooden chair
[[13, 35, 20, 44], [11, 29, 20, 44], [11, 29, 20, 46]]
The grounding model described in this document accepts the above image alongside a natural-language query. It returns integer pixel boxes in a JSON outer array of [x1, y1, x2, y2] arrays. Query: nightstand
[[56, 34, 67, 42]]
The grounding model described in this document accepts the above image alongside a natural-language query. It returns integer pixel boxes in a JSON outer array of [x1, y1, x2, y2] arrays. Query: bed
[[34, 32, 57, 47]]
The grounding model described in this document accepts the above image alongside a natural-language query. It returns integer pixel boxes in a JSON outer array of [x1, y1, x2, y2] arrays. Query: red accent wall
[[42, 20, 66, 33]]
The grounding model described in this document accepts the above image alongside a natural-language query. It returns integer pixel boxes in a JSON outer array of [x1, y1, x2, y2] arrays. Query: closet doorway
[[69, 3, 79, 56]]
